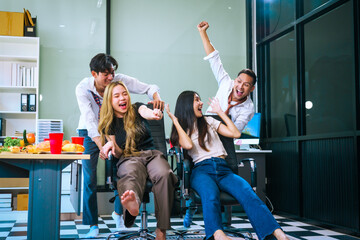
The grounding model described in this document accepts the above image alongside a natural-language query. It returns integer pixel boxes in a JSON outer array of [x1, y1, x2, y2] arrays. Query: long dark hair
[[170, 91, 210, 151]]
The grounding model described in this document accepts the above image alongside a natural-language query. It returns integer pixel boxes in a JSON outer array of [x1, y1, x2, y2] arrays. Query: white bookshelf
[[0, 36, 39, 138]]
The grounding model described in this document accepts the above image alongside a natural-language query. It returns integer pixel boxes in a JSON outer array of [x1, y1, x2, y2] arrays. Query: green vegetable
[[4, 137, 21, 147], [0, 147, 10, 152], [23, 129, 29, 145]]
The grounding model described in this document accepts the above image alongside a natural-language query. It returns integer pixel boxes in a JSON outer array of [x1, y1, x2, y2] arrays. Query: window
[[269, 31, 297, 137], [304, 2, 354, 135], [303, 0, 331, 15], [263, 0, 295, 36]]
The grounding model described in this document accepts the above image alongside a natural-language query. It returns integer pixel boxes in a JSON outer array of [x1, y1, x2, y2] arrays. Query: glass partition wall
[[256, 0, 359, 233]]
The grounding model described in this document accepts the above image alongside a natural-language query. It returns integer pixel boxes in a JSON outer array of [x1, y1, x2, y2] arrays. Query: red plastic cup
[[71, 136, 85, 145], [49, 133, 64, 154]]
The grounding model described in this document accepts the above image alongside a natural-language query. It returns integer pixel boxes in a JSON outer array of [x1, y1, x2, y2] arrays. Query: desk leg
[[27, 159, 65, 240]]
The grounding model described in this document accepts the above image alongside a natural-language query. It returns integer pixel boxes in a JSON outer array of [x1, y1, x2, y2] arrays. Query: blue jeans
[[190, 157, 280, 240], [78, 129, 122, 225]]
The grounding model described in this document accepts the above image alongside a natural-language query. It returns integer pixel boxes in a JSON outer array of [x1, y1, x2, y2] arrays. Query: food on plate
[[36, 141, 50, 152], [76, 144, 85, 152], [9, 146, 20, 153], [25, 144, 38, 154], [62, 143, 85, 153], [0, 146, 10, 153], [62, 140, 71, 146]]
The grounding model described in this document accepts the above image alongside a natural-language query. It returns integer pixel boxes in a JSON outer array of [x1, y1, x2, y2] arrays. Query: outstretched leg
[[121, 190, 140, 217]]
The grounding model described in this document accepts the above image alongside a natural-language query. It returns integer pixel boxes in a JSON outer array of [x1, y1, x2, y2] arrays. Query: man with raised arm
[[198, 21, 256, 132], [182, 21, 258, 228]]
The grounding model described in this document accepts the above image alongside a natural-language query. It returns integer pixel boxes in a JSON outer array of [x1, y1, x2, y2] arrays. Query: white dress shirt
[[204, 49, 254, 132], [75, 73, 159, 139]]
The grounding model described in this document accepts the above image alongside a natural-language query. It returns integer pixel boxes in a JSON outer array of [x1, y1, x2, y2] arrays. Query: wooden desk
[[0, 153, 90, 240], [236, 150, 272, 203]]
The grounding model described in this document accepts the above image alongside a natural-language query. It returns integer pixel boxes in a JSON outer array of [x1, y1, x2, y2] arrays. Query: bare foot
[[155, 228, 166, 240], [213, 230, 232, 240], [273, 228, 289, 240], [121, 190, 139, 216]]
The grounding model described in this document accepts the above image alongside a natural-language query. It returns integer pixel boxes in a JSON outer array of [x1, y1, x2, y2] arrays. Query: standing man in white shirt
[[198, 21, 256, 132], [76, 53, 164, 238], [183, 21, 257, 229]]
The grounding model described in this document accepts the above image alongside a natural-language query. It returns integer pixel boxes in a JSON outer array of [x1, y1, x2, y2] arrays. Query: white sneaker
[[85, 225, 99, 238], [112, 211, 126, 230]]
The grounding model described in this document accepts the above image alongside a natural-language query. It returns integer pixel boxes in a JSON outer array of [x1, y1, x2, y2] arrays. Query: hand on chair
[[101, 141, 115, 160]]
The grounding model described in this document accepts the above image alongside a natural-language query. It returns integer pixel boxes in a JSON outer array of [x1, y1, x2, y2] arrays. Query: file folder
[[27, 94, 36, 112], [21, 94, 28, 112]]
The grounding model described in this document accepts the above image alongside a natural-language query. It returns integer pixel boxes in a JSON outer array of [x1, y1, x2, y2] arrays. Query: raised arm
[[138, 104, 163, 120], [165, 104, 193, 150], [208, 98, 241, 139], [197, 21, 215, 56], [116, 74, 164, 110]]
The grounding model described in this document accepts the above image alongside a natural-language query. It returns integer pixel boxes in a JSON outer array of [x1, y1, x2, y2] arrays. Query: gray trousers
[[116, 149, 177, 230]]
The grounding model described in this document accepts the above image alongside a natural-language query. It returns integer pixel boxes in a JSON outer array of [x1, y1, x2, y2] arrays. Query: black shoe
[[124, 210, 137, 228]]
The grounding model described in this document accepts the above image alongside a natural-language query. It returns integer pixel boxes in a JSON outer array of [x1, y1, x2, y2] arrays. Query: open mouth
[[236, 89, 243, 96], [119, 102, 127, 110]]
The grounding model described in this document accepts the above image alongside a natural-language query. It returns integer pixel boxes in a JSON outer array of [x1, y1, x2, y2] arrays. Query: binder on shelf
[[0, 202, 11, 208], [27, 94, 36, 112], [0, 207, 12, 212], [0, 193, 12, 199], [0, 198, 11, 203], [27, 94, 36, 111], [26, 68, 31, 86], [21, 93, 28, 112], [0, 118, 6, 136]]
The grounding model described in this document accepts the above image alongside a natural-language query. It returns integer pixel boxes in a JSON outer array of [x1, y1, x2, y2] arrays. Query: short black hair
[[89, 53, 119, 73], [237, 69, 257, 86]]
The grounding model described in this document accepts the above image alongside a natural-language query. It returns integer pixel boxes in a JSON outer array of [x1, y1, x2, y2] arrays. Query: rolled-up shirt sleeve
[[115, 74, 159, 100], [203, 49, 232, 87]]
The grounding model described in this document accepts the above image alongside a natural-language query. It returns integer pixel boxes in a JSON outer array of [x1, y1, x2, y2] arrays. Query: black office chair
[[175, 115, 257, 240], [105, 104, 169, 240]]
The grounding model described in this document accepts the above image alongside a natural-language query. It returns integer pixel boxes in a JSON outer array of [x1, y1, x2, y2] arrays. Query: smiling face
[[193, 93, 204, 118], [232, 73, 255, 102], [111, 85, 130, 118], [92, 67, 115, 94]]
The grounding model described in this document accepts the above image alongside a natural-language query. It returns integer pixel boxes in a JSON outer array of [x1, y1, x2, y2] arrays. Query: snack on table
[[62, 143, 85, 153], [9, 146, 20, 153], [25, 144, 39, 154], [36, 140, 50, 152]]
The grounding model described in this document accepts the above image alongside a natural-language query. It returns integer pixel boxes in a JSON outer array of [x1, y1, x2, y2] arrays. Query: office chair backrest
[[205, 115, 237, 173], [146, 104, 167, 157]]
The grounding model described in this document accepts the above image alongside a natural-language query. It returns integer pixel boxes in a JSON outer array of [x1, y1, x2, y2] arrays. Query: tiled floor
[[0, 213, 359, 240]]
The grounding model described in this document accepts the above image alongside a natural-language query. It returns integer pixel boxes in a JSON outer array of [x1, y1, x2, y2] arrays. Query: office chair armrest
[[238, 158, 257, 189], [181, 158, 191, 200], [105, 151, 115, 188], [169, 146, 184, 180]]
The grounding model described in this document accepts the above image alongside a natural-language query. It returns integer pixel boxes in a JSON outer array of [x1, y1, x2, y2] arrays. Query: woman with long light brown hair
[[98, 81, 177, 240]]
